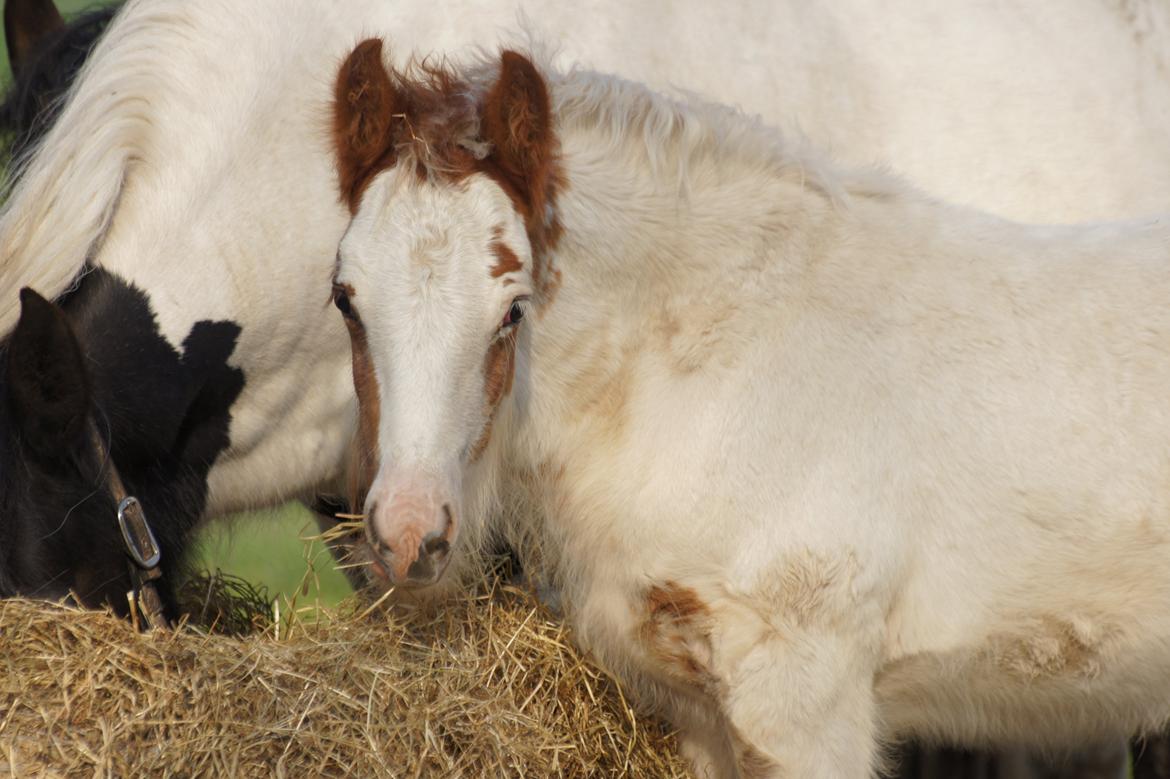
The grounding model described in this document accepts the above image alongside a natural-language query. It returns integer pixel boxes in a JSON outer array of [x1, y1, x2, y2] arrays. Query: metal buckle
[[117, 496, 162, 570]]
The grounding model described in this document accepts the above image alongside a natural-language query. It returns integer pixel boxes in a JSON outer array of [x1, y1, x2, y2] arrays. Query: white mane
[[420, 50, 904, 213], [0, 0, 195, 336], [551, 66, 845, 202]]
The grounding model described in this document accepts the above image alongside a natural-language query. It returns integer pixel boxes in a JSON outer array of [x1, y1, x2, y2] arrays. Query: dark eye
[[333, 284, 356, 320], [502, 300, 525, 329]]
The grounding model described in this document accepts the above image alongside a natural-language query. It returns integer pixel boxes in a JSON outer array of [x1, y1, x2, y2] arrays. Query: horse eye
[[333, 285, 356, 320], [503, 301, 525, 329]]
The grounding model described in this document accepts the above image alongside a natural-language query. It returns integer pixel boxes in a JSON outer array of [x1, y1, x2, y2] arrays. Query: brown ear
[[333, 38, 400, 213], [5, 0, 65, 76], [482, 50, 554, 220]]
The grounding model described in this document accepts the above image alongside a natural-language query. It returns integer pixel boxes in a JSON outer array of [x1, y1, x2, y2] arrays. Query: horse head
[[329, 40, 556, 593], [0, 271, 245, 615], [1, 286, 139, 608]]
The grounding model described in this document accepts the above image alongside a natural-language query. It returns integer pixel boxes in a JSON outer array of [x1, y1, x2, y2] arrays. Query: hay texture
[[0, 575, 692, 777]]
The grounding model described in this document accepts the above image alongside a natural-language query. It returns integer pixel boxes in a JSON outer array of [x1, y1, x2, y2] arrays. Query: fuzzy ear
[[5, 287, 91, 459], [4, 0, 65, 76], [333, 38, 401, 213], [482, 50, 555, 220]]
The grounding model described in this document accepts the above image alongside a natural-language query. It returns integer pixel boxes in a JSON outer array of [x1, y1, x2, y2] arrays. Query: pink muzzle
[[364, 470, 458, 587]]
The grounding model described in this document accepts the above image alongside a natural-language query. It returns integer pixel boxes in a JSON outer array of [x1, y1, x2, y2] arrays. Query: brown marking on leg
[[640, 581, 717, 690], [647, 582, 709, 622]]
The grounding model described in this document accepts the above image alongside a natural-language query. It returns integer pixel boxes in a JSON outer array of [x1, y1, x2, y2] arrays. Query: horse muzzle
[[365, 472, 459, 588]]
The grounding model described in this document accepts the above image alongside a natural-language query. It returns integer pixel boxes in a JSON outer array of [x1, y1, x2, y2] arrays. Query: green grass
[[192, 504, 354, 609], [58, 0, 110, 9]]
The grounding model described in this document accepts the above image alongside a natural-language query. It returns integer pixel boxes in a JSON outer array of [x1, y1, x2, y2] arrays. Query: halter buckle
[[116, 496, 162, 570]]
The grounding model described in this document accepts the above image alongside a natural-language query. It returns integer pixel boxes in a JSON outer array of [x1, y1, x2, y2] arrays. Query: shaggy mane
[[372, 46, 893, 210], [380, 56, 487, 181]]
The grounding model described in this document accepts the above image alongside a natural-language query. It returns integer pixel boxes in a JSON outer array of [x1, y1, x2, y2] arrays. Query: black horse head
[[0, 271, 245, 615]]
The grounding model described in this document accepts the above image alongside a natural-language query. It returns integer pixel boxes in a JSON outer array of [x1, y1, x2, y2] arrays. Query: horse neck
[[510, 85, 843, 459]]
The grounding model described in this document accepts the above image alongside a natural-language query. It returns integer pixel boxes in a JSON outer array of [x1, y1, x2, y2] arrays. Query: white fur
[[339, 61, 1170, 778], [6, 0, 1170, 515]]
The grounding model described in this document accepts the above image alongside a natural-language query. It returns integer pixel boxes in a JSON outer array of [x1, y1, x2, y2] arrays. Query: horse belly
[[875, 601, 1170, 748]]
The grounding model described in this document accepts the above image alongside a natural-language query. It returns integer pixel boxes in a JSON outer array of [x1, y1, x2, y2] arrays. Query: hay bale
[[0, 574, 692, 777]]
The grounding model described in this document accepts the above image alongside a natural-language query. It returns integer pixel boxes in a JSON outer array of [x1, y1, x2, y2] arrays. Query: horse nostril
[[405, 510, 454, 584], [423, 505, 454, 556], [422, 532, 450, 558]]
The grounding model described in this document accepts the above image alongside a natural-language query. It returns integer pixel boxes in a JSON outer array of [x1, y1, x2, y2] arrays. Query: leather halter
[[88, 422, 170, 630]]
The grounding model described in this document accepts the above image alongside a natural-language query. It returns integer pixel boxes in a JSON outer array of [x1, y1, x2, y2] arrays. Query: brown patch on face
[[336, 284, 381, 508], [489, 226, 523, 279], [468, 328, 518, 462], [640, 582, 716, 690]]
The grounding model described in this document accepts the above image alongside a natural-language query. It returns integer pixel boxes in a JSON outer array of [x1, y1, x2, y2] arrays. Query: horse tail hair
[[0, 1, 171, 337]]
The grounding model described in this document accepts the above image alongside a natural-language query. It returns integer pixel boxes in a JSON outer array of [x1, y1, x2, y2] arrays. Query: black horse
[[1, 274, 243, 616]]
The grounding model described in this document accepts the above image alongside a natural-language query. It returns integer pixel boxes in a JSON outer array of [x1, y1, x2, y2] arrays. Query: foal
[[328, 41, 1170, 778]]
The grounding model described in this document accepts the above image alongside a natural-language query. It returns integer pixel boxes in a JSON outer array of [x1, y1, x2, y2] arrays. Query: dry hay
[[0, 571, 692, 778]]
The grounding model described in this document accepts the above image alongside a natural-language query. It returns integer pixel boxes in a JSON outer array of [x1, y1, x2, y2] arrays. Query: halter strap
[[88, 423, 171, 630]]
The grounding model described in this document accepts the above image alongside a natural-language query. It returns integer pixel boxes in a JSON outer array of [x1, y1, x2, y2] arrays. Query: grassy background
[[6, 0, 354, 608], [194, 506, 353, 609]]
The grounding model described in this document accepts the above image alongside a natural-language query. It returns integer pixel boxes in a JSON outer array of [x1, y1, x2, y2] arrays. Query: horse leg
[[717, 627, 879, 778], [641, 586, 882, 779], [665, 693, 738, 779]]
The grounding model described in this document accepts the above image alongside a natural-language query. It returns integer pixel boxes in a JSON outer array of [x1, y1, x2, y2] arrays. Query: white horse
[[329, 41, 1170, 779], [3, 0, 1170, 519]]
